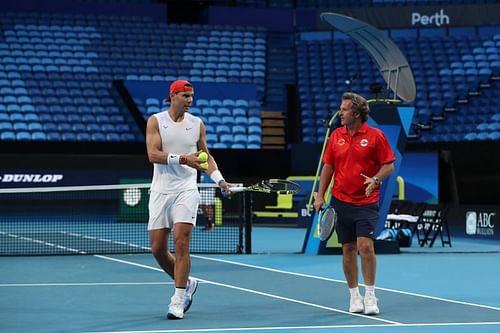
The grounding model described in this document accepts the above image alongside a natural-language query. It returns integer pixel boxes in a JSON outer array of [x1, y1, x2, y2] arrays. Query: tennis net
[[0, 183, 251, 256]]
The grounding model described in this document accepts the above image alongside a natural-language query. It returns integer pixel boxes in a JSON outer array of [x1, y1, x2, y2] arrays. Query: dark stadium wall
[[407, 141, 500, 206], [0, 0, 167, 22], [208, 6, 316, 32]]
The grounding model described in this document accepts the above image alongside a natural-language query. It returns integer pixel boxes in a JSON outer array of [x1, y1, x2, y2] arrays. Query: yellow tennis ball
[[200, 162, 209, 169], [198, 151, 208, 162]]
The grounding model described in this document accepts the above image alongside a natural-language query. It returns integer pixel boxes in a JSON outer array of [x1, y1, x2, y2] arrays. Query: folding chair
[[385, 200, 427, 244], [418, 204, 451, 248]]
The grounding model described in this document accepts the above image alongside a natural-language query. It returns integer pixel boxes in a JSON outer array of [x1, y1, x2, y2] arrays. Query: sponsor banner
[[0, 173, 64, 184], [0, 170, 150, 188], [317, 4, 500, 29], [0, 155, 151, 188], [448, 205, 499, 240]]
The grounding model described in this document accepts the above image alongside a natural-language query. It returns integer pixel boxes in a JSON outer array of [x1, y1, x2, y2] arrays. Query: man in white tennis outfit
[[146, 80, 231, 319]]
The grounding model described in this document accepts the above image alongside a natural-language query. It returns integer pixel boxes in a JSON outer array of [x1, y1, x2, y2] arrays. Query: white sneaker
[[183, 277, 199, 312], [349, 294, 364, 313], [167, 296, 184, 320], [364, 294, 380, 315]]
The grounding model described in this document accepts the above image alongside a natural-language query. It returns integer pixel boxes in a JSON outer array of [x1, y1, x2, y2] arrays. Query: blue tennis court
[[1, 227, 500, 333]]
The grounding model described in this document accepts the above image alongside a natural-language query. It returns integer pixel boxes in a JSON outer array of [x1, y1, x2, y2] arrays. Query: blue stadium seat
[[217, 108, 232, 117], [488, 132, 500, 140], [213, 143, 228, 148], [477, 132, 489, 140], [222, 99, 236, 107], [247, 134, 261, 145], [206, 133, 217, 145], [45, 132, 60, 141], [89, 133, 105, 142], [106, 133, 121, 142], [232, 108, 247, 117], [216, 125, 231, 135], [232, 125, 246, 135], [221, 116, 235, 126], [248, 125, 261, 135], [202, 107, 217, 117], [1, 131, 16, 141], [247, 143, 261, 149], [233, 134, 247, 144], [62, 132, 77, 141], [207, 116, 222, 126], [77, 133, 91, 141], [220, 134, 234, 145]]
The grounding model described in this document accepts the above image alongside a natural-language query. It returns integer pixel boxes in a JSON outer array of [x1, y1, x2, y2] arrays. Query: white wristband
[[167, 153, 180, 165], [210, 170, 225, 186]]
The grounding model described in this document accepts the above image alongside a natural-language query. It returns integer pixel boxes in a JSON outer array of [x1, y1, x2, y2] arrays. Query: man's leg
[[342, 242, 358, 288], [358, 236, 379, 315], [357, 237, 376, 286], [166, 222, 193, 320], [150, 228, 175, 279], [342, 242, 364, 313], [173, 222, 193, 288]]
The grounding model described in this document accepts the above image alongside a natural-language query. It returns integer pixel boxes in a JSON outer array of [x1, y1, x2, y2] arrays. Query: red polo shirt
[[323, 122, 395, 205]]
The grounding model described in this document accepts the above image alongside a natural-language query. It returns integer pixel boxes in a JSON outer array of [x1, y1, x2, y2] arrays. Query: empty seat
[[91, 133, 106, 141], [1, 131, 16, 140], [232, 125, 246, 135], [216, 125, 231, 135], [220, 134, 234, 145], [247, 134, 261, 144], [106, 133, 121, 142]]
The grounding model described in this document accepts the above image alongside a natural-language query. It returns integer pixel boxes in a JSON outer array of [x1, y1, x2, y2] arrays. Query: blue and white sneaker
[[167, 295, 184, 320], [183, 277, 199, 312]]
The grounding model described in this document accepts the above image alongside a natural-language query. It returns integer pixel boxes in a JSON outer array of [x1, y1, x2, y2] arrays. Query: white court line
[[0, 282, 172, 287], [192, 254, 500, 312], [1, 231, 87, 254], [0, 231, 150, 254], [95, 255, 400, 325], [82, 321, 500, 333]]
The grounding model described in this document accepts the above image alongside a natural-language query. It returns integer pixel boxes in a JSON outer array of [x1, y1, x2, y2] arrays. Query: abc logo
[[465, 211, 477, 235]]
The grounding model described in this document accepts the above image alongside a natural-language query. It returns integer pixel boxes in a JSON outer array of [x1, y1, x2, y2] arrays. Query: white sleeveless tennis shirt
[[150, 111, 201, 193]]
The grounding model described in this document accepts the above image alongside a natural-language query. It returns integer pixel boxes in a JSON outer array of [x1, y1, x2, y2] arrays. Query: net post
[[244, 191, 252, 254]]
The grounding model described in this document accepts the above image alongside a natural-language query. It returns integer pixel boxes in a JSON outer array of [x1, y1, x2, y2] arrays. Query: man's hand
[[220, 180, 240, 191], [360, 173, 377, 197], [313, 192, 325, 212], [181, 151, 205, 169]]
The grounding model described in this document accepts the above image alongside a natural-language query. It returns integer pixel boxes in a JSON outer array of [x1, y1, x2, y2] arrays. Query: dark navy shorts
[[332, 197, 379, 244]]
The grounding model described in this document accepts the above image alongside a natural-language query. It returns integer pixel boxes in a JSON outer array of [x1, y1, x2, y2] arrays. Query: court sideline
[[1, 227, 500, 333]]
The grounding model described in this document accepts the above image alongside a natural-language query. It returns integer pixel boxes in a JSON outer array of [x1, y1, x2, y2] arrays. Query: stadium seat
[[233, 134, 248, 144], [1, 131, 16, 141]]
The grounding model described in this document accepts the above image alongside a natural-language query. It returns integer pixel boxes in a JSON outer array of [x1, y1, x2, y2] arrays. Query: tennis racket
[[317, 205, 337, 241], [228, 179, 301, 195]]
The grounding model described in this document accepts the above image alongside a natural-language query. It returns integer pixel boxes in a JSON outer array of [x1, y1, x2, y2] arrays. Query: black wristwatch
[[373, 176, 382, 185]]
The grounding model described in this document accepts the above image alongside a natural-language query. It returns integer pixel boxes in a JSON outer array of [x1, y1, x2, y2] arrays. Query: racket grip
[[228, 186, 245, 193]]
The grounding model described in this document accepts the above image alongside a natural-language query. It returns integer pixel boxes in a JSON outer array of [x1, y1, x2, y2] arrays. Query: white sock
[[365, 285, 375, 297], [174, 287, 186, 299], [349, 287, 360, 297]]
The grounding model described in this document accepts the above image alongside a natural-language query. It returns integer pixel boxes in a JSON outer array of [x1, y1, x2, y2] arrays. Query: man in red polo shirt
[[314, 92, 395, 315]]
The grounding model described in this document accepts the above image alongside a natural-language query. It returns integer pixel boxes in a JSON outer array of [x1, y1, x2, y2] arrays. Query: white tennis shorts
[[148, 189, 200, 230]]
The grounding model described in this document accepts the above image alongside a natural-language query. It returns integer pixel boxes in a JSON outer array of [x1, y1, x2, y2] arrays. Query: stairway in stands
[[262, 32, 296, 149]]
